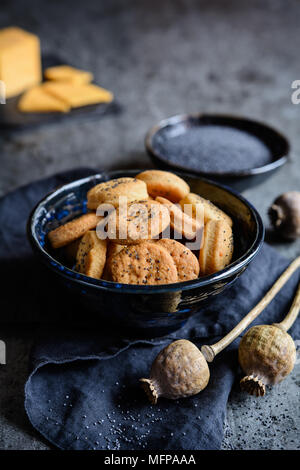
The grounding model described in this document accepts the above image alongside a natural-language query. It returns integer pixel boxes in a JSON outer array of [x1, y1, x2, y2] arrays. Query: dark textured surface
[[0, 0, 299, 451]]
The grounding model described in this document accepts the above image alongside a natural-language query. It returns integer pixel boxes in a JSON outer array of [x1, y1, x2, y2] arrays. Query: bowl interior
[[146, 114, 289, 178], [30, 170, 262, 292]]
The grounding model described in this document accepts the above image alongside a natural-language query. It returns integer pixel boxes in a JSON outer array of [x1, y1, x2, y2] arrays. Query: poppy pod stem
[[201, 256, 300, 362]]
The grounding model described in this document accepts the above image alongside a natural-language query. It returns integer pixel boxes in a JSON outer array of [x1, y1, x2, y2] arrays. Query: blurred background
[[1, 0, 299, 256], [0, 1, 298, 190]]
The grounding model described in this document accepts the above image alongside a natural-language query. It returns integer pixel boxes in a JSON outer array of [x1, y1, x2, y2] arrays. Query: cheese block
[[18, 84, 70, 113], [0, 27, 41, 98], [44, 65, 93, 84], [43, 82, 114, 108]]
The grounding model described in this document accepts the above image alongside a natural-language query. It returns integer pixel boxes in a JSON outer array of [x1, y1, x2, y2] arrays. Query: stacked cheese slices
[[0, 26, 113, 113]]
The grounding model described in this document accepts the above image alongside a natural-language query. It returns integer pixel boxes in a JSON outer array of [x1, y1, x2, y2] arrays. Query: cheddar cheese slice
[[18, 85, 70, 113], [0, 27, 42, 98], [44, 65, 93, 84], [43, 82, 113, 108]]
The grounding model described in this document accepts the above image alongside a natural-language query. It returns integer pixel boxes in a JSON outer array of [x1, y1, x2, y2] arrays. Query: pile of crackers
[[48, 170, 234, 285]]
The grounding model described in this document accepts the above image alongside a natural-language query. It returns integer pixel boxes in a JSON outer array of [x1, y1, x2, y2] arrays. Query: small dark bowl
[[27, 169, 264, 337], [145, 114, 290, 192]]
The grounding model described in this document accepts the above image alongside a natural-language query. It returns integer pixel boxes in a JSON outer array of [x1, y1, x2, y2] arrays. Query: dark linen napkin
[[0, 168, 299, 450]]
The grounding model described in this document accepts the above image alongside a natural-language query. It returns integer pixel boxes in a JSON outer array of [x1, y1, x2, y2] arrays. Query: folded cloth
[[0, 168, 299, 450]]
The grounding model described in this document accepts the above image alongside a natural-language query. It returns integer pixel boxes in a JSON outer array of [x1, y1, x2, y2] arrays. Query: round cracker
[[87, 177, 148, 209], [109, 241, 178, 285], [136, 170, 190, 203], [156, 238, 199, 281]]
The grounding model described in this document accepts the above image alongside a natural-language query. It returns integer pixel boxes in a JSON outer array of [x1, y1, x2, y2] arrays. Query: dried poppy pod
[[238, 324, 297, 397], [239, 278, 300, 397], [268, 191, 300, 240], [140, 340, 210, 404]]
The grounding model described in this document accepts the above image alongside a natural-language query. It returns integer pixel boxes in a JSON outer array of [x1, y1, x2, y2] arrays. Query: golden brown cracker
[[107, 199, 170, 245], [180, 193, 232, 227], [48, 212, 101, 249], [199, 219, 233, 275], [76, 231, 107, 279], [136, 170, 190, 203], [87, 177, 148, 210], [156, 239, 200, 281], [109, 241, 178, 285], [155, 196, 203, 242]]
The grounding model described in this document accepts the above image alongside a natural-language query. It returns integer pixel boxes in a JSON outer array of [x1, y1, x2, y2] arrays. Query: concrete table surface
[[0, 0, 299, 450]]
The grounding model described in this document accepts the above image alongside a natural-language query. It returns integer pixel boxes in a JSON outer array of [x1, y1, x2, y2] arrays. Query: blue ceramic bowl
[[27, 169, 264, 337]]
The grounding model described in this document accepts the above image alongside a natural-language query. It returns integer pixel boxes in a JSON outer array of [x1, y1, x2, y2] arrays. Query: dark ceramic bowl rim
[[145, 113, 290, 178], [27, 169, 264, 294]]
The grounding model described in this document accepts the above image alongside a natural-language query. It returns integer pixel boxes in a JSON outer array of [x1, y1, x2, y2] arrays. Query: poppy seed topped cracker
[[156, 238, 200, 281], [76, 231, 107, 279], [87, 177, 148, 210], [109, 241, 178, 285], [107, 199, 170, 245]]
